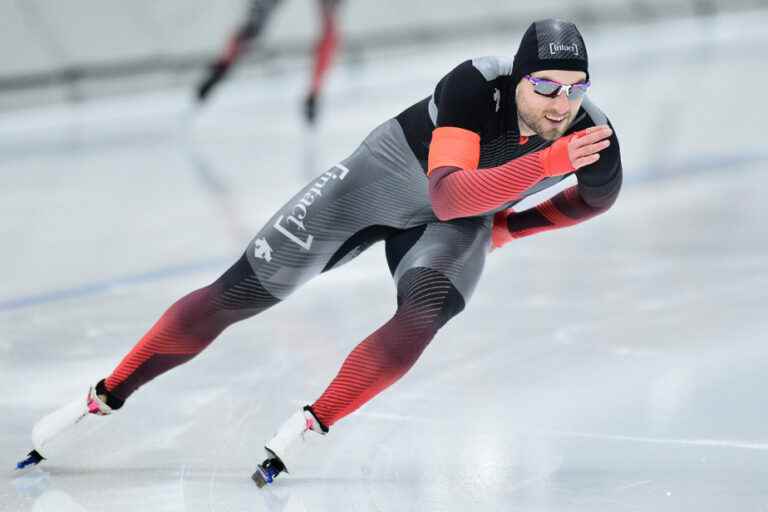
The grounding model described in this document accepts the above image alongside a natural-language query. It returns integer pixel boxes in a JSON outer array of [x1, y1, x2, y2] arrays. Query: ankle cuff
[[96, 379, 125, 410], [303, 405, 329, 434]]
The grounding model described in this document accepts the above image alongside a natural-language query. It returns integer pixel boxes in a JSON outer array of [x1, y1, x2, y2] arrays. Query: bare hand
[[569, 125, 612, 170]]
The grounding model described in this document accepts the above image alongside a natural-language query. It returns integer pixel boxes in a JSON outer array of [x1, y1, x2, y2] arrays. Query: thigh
[[386, 216, 492, 304], [244, 162, 368, 300]]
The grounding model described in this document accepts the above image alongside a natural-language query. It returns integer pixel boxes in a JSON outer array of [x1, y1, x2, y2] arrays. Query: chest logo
[[493, 88, 501, 112]]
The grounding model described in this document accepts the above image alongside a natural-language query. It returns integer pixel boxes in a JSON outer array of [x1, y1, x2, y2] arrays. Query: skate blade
[[16, 450, 44, 471], [251, 467, 271, 488]]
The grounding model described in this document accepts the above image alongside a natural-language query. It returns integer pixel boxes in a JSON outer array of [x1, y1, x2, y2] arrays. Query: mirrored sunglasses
[[524, 75, 590, 100]]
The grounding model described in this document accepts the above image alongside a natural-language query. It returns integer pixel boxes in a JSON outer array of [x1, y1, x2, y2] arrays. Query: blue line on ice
[[0, 258, 226, 313]]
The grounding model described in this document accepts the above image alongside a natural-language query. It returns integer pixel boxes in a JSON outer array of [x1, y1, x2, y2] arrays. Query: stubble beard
[[518, 107, 571, 141]]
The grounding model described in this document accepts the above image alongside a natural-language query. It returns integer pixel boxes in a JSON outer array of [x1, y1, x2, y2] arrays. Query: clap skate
[[15, 379, 121, 470], [251, 406, 327, 488]]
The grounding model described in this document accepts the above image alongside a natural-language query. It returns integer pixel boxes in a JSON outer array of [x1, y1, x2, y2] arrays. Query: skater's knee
[[163, 288, 223, 347], [396, 267, 466, 332], [210, 253, 281, 312], [160, 253, 283, 349]]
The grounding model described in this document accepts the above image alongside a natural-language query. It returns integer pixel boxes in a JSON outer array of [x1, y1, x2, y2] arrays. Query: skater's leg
[[310, 266, 464, 427], [18, 262, 268, 469], [104, 124, 425, 404], [255, 263, 468, 480], [304, 0, 341, 123], [256, 219, 489, 480], [196, 0, 282, 102], [310, 218, 491, 428], [21, 152, 402, 468], [103, 253, 280, 402]]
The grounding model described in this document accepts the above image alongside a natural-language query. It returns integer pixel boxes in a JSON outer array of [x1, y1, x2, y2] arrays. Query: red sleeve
[[428, 155, 545, 221], [427, 127, 578, 221], [491, 186, 608, 249]]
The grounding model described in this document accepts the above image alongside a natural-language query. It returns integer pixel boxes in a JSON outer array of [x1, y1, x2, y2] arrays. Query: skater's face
[[515, 69, 588, 141]]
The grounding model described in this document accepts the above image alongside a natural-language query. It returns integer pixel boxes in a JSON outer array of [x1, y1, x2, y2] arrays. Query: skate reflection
[[14, 470, 91, 512], [259, 485, 308, 511], [30, 489, 89, 512], [13, 468, 51, 499]]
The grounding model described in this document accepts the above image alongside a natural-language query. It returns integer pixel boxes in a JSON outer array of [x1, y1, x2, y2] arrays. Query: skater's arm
[[490, 130, 622, 248], [428, 126, 612, 221]]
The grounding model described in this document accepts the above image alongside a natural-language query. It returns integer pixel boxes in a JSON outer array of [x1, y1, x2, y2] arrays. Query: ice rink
[[3, 11, 768, 512]]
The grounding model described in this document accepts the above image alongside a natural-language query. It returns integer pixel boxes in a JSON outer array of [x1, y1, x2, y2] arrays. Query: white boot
[[17, 380, 117, 470], [265, 406, 326, 472]]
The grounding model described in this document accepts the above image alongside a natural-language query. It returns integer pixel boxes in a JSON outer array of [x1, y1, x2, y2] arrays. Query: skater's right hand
[[540, 124, 613, 176]]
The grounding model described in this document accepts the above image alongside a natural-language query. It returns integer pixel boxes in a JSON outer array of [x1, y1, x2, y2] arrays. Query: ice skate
[[251, 406, 327, 487], [15, 379, 119, 470]]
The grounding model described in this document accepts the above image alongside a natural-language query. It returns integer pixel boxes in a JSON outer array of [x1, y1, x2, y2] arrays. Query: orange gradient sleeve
[[427, 127, 481, 176]]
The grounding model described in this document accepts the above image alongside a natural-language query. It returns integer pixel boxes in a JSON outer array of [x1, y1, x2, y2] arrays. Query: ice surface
[[2, 11, 768, 512]]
